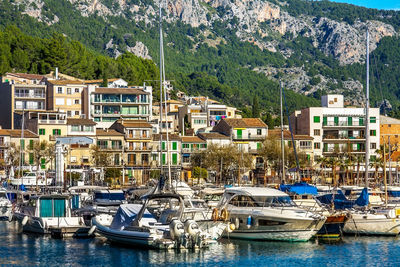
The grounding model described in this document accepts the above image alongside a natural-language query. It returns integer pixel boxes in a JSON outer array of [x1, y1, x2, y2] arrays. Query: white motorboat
[[343, 208, 400, 236], [9, 171, 52, 187], [93, 193, 221, 249], [14, 194, 93, 238], [0, 188, 12, 220], [217, 187, 326, 241]]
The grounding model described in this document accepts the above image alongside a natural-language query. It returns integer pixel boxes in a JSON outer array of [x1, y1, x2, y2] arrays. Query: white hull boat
[[0, 188, 12, 220], [93, 194, 222, 249], [344, 209, 400, 236], [218, 187, 326, 242]]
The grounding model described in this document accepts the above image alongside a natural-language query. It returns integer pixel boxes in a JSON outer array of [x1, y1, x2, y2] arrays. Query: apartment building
[[95, 129, 125, 168], [46, 80, 86, 118], [290, 95, 380, 161], [213, 118, 268, 154], [84, 78, 128, 88], [0, 81, 47, 129], [85, 85, 152, 129], [151, 134, 182, 180], [2, 73, 45, 85], [109, 120, 152, 185], [380, 115, 400, 149], [25, 111, 67, 143]]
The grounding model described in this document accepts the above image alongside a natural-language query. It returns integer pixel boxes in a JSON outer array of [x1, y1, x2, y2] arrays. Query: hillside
[[1, 0, 400, 117]]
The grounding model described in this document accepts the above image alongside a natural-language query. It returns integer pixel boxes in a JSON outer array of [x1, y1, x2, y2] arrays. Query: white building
[[290, 94, 380, 161]]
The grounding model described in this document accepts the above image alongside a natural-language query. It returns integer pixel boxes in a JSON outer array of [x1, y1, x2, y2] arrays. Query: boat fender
[[228, 223, 235, 233], [88, 226, 96, 236], [169, 220, 185, 240], [184, 220, 200, 237], [8, 212, 13, 222], [212, 208, 219, 221], [22, 216, 29, 226], [235, 217, 240, 229], [220, 208, 229, 221], [247, 215, 252, 229]]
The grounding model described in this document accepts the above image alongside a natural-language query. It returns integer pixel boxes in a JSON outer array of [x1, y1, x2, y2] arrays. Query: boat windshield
[[228, 195, 296, 207]]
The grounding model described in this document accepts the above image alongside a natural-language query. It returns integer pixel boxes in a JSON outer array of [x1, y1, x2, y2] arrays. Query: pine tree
[[252, 95, 260, 118]]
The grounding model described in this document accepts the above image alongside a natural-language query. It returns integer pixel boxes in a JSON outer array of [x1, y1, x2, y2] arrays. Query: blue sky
[[331, 0, 400, 10]]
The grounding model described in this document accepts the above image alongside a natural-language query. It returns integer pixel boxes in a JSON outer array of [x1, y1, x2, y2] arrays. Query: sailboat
[[343, 30, 400, 236]]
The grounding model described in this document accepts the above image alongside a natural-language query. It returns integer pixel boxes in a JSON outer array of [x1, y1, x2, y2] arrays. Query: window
[[53, 129, 61, 136], [299, 141, 311, 149], [172, 153, 178, 165], [257, 129, 262, 135], [71, 125, 80, 132], [237, 129, 242, 139], [57, 87, 63, 94], [74, 99, 79, 104], [314, 142, 320, 149], [70, 156, 77, 163], [370, 117, 376, 123], [172, 142, 177, 150], [67, 111, 72, 117], [75, 88, 79, 93], [67, 88, 71, 94], [257, 143, 261, 150], [82, 157, 89, 163], [39, 129, 45, 135], [370, 143, 376, 149], [29, 140, 33, 150], [29, 153, 34, 165], [41, 158, 46, 169], [84, 126, 93, 132], [313, 116, 320, 123], [114, 154, 120, 165], [75, 111, 80, 116], [162, 142, 166, 150], [370, 130, 376, 136], [314, 129, 320, 136], [20, 139, 25, 149], [162, 153, 166, 165]]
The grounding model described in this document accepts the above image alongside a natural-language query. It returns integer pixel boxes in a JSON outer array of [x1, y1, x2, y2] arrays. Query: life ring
[[212, 208, 219, 221], [220, 208, 229, 221]]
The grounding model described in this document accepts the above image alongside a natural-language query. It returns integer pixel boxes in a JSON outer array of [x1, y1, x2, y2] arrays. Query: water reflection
[[1, 222, 400, 266]]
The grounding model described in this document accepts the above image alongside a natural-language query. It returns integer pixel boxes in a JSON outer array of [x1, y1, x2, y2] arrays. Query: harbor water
[[1, 221, 400, 267]]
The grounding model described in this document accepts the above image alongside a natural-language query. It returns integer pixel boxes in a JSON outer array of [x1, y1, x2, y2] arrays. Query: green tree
[[252, 95, 260, 118]]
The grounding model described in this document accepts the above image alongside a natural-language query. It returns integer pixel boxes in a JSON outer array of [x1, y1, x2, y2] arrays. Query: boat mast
[[280, 80, 285, 184], [364, 30, 370, 188], [158, 0, 164, 180], [19, 108, 25, 187]]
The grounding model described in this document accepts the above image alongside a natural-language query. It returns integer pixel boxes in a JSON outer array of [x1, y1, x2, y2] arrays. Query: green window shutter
[[29, 140, 33, 150], [257, 143, 261, 150], [237, 129, 242, 139], [370, 130, 376, 136], [29, 153, 34, 165], [58, 129, 61, 135], [204, 144, 207, 148], [357, 143, 361, 151], [20, 139, 25, 149], [323, 117, 327, 126], [370, 117, 376, 123], [288, 141, 291, 147], [172, 142, 177, 150], [348, 117, 352, 126], [172, 153, 177, 165], [313, 116, 320, 123], [359, 117, 364, 126], [39, 129, 45, 135], [162, 142, 165, 150], [334, 117, 339, 126], [162, 153, 166, 165], [41, 158, 46, 169], [53, 129, 56, 135]]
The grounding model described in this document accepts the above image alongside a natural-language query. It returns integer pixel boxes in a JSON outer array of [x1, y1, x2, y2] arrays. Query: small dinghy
[[93, 193, 218, 249]]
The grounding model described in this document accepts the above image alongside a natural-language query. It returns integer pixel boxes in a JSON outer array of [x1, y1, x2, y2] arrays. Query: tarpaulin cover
[[279, 182, 318, 195], [110, 204, 156, 230], [317, 188, 369, 210]]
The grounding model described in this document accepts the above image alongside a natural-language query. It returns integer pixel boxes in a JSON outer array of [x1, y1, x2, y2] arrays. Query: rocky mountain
[[4, 0, 400, 114]]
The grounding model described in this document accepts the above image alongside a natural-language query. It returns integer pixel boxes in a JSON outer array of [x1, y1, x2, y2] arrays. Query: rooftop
[[94, 87, 149, 95], [84, 78, 120, 84], [0, 129, 38, 138], [198, 132, 230, 140], [380, 115, 400, 125], [117, 119, 152, 128], [181, 136, 206, 143], [67, 118, 97, 126], [5, 72, 45, 80], [268, 129, 313, 140], [222, 118, 267, 128], [96, 129, 124, 136], [153, 133, 181, 141], [47, 80, 86, 86]]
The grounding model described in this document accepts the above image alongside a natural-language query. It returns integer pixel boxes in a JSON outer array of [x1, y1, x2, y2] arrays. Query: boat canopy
[[279, 182, 317, 195], [225, 187, 288, 197], [317, 188, 369, 210], [110, 204, 156, 230]]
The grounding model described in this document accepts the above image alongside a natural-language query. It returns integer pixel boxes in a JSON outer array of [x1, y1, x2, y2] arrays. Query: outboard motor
[[184, 219, 200, 237], [169, 219, 185, 240]]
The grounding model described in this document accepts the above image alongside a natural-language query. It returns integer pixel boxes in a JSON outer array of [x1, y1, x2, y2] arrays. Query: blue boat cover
[[110, 204, 156, 230], [317, 188, 369, 210], [387, 190, 400, 197], [279, 182, 318, 195]]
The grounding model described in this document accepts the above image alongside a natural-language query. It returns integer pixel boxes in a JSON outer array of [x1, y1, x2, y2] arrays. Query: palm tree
[[5, 142, 20, 177], [32, 140, 50, 191]]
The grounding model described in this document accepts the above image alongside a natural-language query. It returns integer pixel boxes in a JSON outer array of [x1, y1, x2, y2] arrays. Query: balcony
[[39, 119, 66, 124], [248, 149, 262, 154], [234, 135, 266, 141], [323, 121, 364, 127], [15, 93, 46, 98], [323, 134, 365, 141], [126, 134, 150, 139]]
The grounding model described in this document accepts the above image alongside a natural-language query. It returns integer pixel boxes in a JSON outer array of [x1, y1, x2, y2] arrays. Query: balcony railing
[[323, 121, 364, 127], [15, 93, 46, 98], [323, 134, 365, 140], [127, 135, 150, 139], [39, 119, 66, 124], [234, 135, 266, 140]]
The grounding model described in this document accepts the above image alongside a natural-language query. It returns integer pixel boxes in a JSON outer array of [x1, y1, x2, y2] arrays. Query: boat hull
[[344, 213, 400, 236], [316, 214, 348, 240], [225, 229, 319, 242]]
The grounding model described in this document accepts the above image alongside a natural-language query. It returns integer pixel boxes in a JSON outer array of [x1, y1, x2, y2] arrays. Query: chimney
[[55, 67, 58, 80]]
